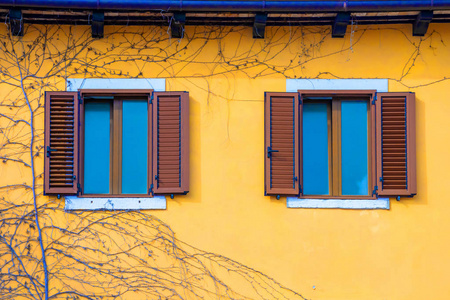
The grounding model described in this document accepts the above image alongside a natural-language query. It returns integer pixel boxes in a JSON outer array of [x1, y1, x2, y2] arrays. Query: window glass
[[122, 100, 148, 194], [341, 100, 369, 195], [84, 102, 110, 194], [303, 102, 330, 195]]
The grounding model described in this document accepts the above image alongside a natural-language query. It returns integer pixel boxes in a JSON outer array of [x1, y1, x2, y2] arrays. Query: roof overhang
[[1, 1, 450, 38]]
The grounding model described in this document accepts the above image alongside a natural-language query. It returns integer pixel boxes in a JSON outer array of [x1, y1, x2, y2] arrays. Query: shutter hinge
[[149, 92, 154, 104], [371, 93, 377, 105], [46, 146, 57, 157], [299, 184, 303, 194], [78, 91, 83, 104], [293, 176, 298, 189], [379, 177, 384, 182], [77, 183, 82, 195], [298, 93, 302, 105], [149, 183, 154, 195], [155, 175, 159, 181], [267, 146, 279, 158], [73, 175, 76, 181], [372, 185, 378, 196]]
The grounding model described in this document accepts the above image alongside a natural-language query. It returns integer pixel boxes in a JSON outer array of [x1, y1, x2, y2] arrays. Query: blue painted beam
[[9, 8, 23, 36], [413, 10, 433, 35], [253, 12, 267, 38], [332, 12, 350, 38], [0, 0, 450, 12]]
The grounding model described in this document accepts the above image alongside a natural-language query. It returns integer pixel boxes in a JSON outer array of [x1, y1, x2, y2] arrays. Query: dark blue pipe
[[0, 0, 449, 12]]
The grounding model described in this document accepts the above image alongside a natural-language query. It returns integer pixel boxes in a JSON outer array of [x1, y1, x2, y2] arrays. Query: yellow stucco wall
[[1, 23, 450, 299]]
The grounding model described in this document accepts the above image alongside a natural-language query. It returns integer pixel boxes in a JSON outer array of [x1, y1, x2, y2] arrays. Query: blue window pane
[[341, 101, 369, 195], [122, 100, 148, 194], [303, 102, 329, 195], [84, 102, 110, 194]]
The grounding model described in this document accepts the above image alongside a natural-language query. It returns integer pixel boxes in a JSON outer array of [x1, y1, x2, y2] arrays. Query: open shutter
[[265, 92, 300, 196], [153, 92, 189, 195], [44, 91, 79, 195], [376, 92, 416, 197]]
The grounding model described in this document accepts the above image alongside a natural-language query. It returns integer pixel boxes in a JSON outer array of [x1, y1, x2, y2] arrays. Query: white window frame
[[286, 79, 390, 210], [64, 78, 167, 211]]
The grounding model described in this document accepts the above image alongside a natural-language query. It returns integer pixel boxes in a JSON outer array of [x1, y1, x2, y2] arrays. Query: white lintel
[[286, 79, 388, 92], [66, 78, 165, 91]]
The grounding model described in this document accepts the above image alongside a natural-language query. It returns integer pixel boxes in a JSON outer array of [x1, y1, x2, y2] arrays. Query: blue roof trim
[[1, 0, 449, 12]]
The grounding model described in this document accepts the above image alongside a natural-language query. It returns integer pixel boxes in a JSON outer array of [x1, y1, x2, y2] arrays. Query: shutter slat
[[376, 92, 416, 197], [153, 92, 189, 195], [44, 92, 79, 195], [265, 92, 300, 196]]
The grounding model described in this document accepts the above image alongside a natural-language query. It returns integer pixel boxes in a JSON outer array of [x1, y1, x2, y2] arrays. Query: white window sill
[[286, 197, 390, 210], [65, 196, 166, 211]]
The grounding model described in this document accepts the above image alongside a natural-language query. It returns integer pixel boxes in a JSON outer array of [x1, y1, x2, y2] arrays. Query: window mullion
[[331, 100, 342, 196], [327, 103, 332, 196], [368, 100, 373, 196], [112, 98, 123, 194]]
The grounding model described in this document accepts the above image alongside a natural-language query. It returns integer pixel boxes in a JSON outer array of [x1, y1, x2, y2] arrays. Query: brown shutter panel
[[265, 92, 300, 196], [44, 92, 79, 195], [376, 92, 416, 197], [152, 92, 189, 195]]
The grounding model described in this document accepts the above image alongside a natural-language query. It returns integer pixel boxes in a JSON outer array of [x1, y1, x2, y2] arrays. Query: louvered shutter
[[264, 92, 300, 196], [44, 92, 79, 195], [376, 92, 416, 197], [152, 92, 189, 194]]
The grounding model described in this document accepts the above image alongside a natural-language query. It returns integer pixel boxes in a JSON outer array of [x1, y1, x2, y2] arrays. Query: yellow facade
[[1, 23, 450, 299]]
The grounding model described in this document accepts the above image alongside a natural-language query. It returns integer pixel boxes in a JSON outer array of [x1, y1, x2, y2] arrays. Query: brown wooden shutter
[[44, 91, 79, 195], [376, 92, 416, 197], [265, 92, 300, 196], [152, 92, 189, 195]]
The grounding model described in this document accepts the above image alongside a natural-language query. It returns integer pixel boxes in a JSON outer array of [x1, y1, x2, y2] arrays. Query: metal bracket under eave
[[9, 9, 24, 36], [170, 12, 186, 39], [413, 11, 433, 36], [253, 13, 268, 39], [332, 12, 350, 38], [91, 11, 104, 39]]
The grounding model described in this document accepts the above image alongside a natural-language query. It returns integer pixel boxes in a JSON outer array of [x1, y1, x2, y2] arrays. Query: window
[[302, 93, 372, 197], [44, 89, 189, 198], [264, 90, 416, 200], [83, 94, 149, 195]]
